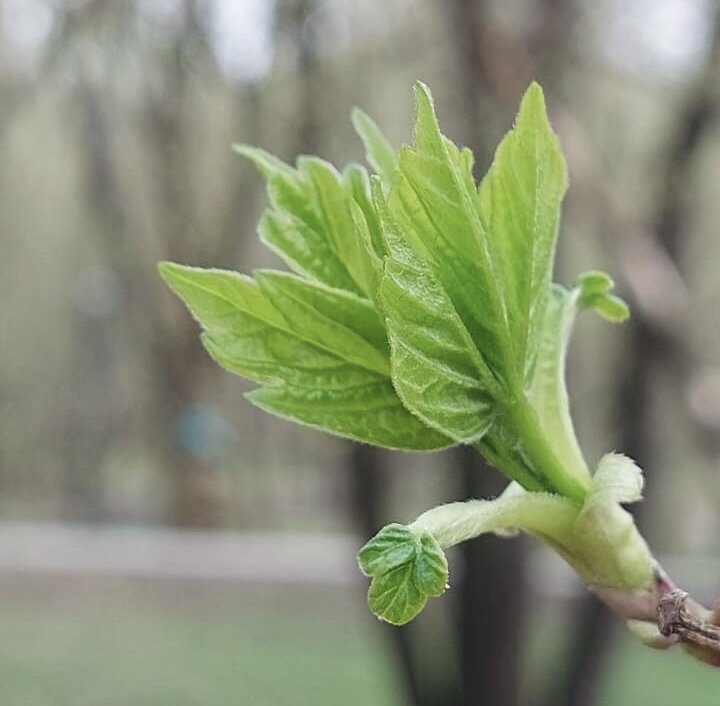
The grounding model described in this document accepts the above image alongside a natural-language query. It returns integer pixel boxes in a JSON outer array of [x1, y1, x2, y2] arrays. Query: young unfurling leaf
[[478, 83, 568, 383], [234, 146, 380, 299], [351, 108, 398, 187], [576, 270, 630, 322], [376, 182, 497, 444], [389, 84, 513, 383], [359, 524, 448, 625]]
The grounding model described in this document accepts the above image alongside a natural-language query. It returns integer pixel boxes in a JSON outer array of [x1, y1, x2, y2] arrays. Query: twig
[[657, 590, 720, 653]]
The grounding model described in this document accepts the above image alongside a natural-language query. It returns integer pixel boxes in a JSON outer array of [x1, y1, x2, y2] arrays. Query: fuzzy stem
[[408, 494, 579, 550], [505, 397, 589, 501]]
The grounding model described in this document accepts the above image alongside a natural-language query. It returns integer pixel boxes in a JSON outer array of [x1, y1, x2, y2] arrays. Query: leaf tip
[[231, 142, 255, 159], [157, 260, 174, 280], [576, 270, 614, 296], [412, 80, 437, 125], [588, 293, 631, 323], [232, 144, 293, 179], [518, 81, 547, 119], [413, 79, 432, 100], [350, 106, 369, 131], [524, 80, 545, 102], [157, 260, 190, 288]]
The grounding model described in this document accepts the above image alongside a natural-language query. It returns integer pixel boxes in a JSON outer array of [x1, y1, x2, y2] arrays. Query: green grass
[[598, 633, 720, 706], [0, 578, 400, 706], [0, 576, 717, 705]]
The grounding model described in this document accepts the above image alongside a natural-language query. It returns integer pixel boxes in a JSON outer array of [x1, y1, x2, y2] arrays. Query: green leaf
[[359, 524, 448, 625], [348, 198, 383, 301], [410, 487, 579, 551], [158, 262, 286, 334], [575, 270, 614, 297], [299, 157, 379, 298], [478, 82, 568, 381], [235, 145, 363, 296], [527, 270, 631, 488], [159, 261, 450, 450], [231, 143, 296, 181], [351, 107, 398, 185], [358, 524, 418, 575], [380, 453, 652, 620], [583, 453, 644, 507], [203, 329, 375, 390], [413, 533, 449, 596], [246, 382, 450, 451], [376, 184, 497, 443], [358, 488, 580, 624], [388, 82, 513, 383], [367, 563, 426, 626], [254, 270, 389, 376], [343, 164, 386, 262]]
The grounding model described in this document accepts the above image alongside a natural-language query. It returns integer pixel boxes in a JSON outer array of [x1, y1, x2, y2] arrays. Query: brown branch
[[588, 564, 720, 666], [657, 590, 720, 652]]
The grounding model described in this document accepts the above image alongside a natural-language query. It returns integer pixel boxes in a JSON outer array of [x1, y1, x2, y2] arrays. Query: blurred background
[[2, 0, 720, 704]]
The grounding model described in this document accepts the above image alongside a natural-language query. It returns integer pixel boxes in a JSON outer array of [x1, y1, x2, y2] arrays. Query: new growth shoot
[[160, 82, 720, 664]]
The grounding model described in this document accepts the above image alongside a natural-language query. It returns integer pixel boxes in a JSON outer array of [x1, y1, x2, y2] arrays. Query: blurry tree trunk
[[614, 33, 720, 482], [32, 1, 128, 519], [0, 0, 103, 141], [538, 596, 615, 706], [141, 22, 221, 528], [65, 80, 124, 520], [454, 448, 525, 706], [448, 3, 530, 704]]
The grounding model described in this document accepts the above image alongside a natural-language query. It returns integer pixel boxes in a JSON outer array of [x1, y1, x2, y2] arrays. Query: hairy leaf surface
[[376, 186, 497, 442], [478, 82, 567, 381], [359, 524, 448, 625], [159, 262, 448, 450], [246, 382, 448, 451], [527, 285, 590, 484], [351, 107, 398, 186], [300, 157, 379, 298], [236, 145, 372, 297], [343, 164, 386, 262], [255, 270, 389, 375], [387, 85, 513, 383]]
